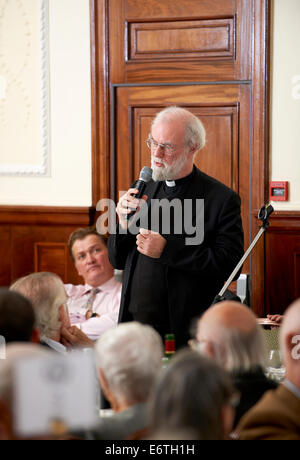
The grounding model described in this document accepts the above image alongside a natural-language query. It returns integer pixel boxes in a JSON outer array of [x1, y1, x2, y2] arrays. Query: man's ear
[[188, 143, 198, 156], [31, 328, 40, 344], [99, 369, 119, 411], [99, 369, 111, 399]]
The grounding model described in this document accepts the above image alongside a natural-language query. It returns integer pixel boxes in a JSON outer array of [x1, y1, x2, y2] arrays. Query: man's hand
[[136, 228, 167, 259], [267, 314, 284, 324], [85, 311, 100, 320], [116, 188, 147, 230], [61, 326, 94, 349]]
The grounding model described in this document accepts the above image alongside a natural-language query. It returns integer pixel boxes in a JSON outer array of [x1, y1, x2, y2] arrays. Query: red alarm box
[[269, 181, 289, 201]]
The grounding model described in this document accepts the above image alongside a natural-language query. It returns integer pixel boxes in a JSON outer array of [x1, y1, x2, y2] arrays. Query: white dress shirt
[[41, 335, 67, 354], [65, 277, 121, 341]]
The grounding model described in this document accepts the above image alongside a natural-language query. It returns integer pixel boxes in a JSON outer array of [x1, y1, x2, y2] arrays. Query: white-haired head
[[95, 322, 163, 406], [151, 106, 206, 157], [10, 273, 66, 340]]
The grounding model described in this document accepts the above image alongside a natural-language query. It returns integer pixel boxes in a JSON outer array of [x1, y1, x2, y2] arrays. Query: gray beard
[[151, 153, 188, 182]]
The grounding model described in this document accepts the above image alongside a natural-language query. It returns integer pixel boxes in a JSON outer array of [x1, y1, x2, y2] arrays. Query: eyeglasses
[[146, 135, 177, 157]]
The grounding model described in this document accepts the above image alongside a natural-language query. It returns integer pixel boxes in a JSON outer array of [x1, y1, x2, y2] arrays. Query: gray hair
[[95, 322, 163, 405], [200, 321, 267, 373], [148, 349, 236, 440], [10, 272, 66, 339], [151, 106, 206, 156]]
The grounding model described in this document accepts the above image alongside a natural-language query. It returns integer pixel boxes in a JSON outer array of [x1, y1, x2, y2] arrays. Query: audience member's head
[[196, 301, 267, 373], [68, 227, 113, 287], [280, 298, 300, 386], [95, 322, 163, 412], [10, 272, 67, 342], [0, 289, 36, 343], [148, 349, 237, 440]]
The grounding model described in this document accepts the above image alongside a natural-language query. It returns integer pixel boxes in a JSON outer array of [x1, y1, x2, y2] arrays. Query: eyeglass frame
[[145, 134, 179, 157]]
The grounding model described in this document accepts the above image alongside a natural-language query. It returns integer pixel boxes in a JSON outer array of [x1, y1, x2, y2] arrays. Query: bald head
[[198, 301, 258, 337], [152, 106, 206, 153], [196, 301, 266, 372], [281, 298, 300, 337], [280, 298, 300, 364]]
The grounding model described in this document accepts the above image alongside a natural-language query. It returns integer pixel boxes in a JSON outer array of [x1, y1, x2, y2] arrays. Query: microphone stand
[[212, 204, 274, 305]]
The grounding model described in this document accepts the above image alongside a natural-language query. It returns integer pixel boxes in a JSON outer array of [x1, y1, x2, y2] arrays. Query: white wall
[[0, 0, 299, 209], [270, 0, 300, 210], [0, 0, 92, 206]]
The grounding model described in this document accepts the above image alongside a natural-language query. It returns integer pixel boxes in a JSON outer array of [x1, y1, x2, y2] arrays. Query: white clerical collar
[[165, 180, 176, 187]]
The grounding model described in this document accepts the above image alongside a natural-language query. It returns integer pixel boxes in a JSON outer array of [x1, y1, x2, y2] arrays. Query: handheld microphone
[[126, 166, 152, 220]]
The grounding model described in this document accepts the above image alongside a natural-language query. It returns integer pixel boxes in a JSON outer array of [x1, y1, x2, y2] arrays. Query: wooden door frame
[[89, 0, 271, 316]]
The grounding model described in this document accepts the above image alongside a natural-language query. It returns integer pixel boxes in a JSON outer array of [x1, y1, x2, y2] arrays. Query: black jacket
[[233, 367, 278, 428], [108, 166, 244, 347]]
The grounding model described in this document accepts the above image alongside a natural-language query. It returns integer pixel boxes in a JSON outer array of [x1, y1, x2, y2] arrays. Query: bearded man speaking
[[108, 107, 244, 348]]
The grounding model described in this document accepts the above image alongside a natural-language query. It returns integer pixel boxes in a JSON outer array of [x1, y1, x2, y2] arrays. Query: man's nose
[[154, 144, 165, 157], [86, 251, 95, 263]]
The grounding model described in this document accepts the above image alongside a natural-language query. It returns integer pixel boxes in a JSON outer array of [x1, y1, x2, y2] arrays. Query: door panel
[[114, 83, 250, 271], [109, 0, 251, 83], [91, 0, 269, 312]]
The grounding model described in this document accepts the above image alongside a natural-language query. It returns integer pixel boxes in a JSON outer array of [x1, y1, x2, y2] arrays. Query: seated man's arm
[[73, 288, 121, 341]]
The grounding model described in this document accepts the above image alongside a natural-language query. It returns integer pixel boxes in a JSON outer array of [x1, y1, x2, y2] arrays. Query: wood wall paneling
[[128, 18, 235, 62], [90, 0, 111, 204], [264, 212, 300, 315], [249, 0, 270, 313], [114, 83, 250, 273], [0, 207, 93, 287], [132, 105, 240, 191], [34, 243, 68, 283], [109, 0, 251, 83], [0, 225, 11, 286]]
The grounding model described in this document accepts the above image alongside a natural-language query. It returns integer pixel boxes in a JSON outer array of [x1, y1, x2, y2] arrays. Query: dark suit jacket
[[108, 166, 244, 346], [232, 367, 278, 428], [92, 403, 147, 440], [236, 384, 300, 440]]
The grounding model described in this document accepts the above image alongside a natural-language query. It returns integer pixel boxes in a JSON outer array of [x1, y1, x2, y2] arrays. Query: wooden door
[[114, 84, 250, 260], [91, 0, 269, 314]]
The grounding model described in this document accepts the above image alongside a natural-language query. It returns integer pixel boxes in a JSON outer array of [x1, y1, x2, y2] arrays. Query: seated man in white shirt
[[65, 227, 121, 341]]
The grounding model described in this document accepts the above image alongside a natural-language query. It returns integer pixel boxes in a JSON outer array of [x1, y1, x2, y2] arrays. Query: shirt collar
[[164, 166, 196, 188], [165, 180, 176, 187], [84, 276, 117, 294]]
